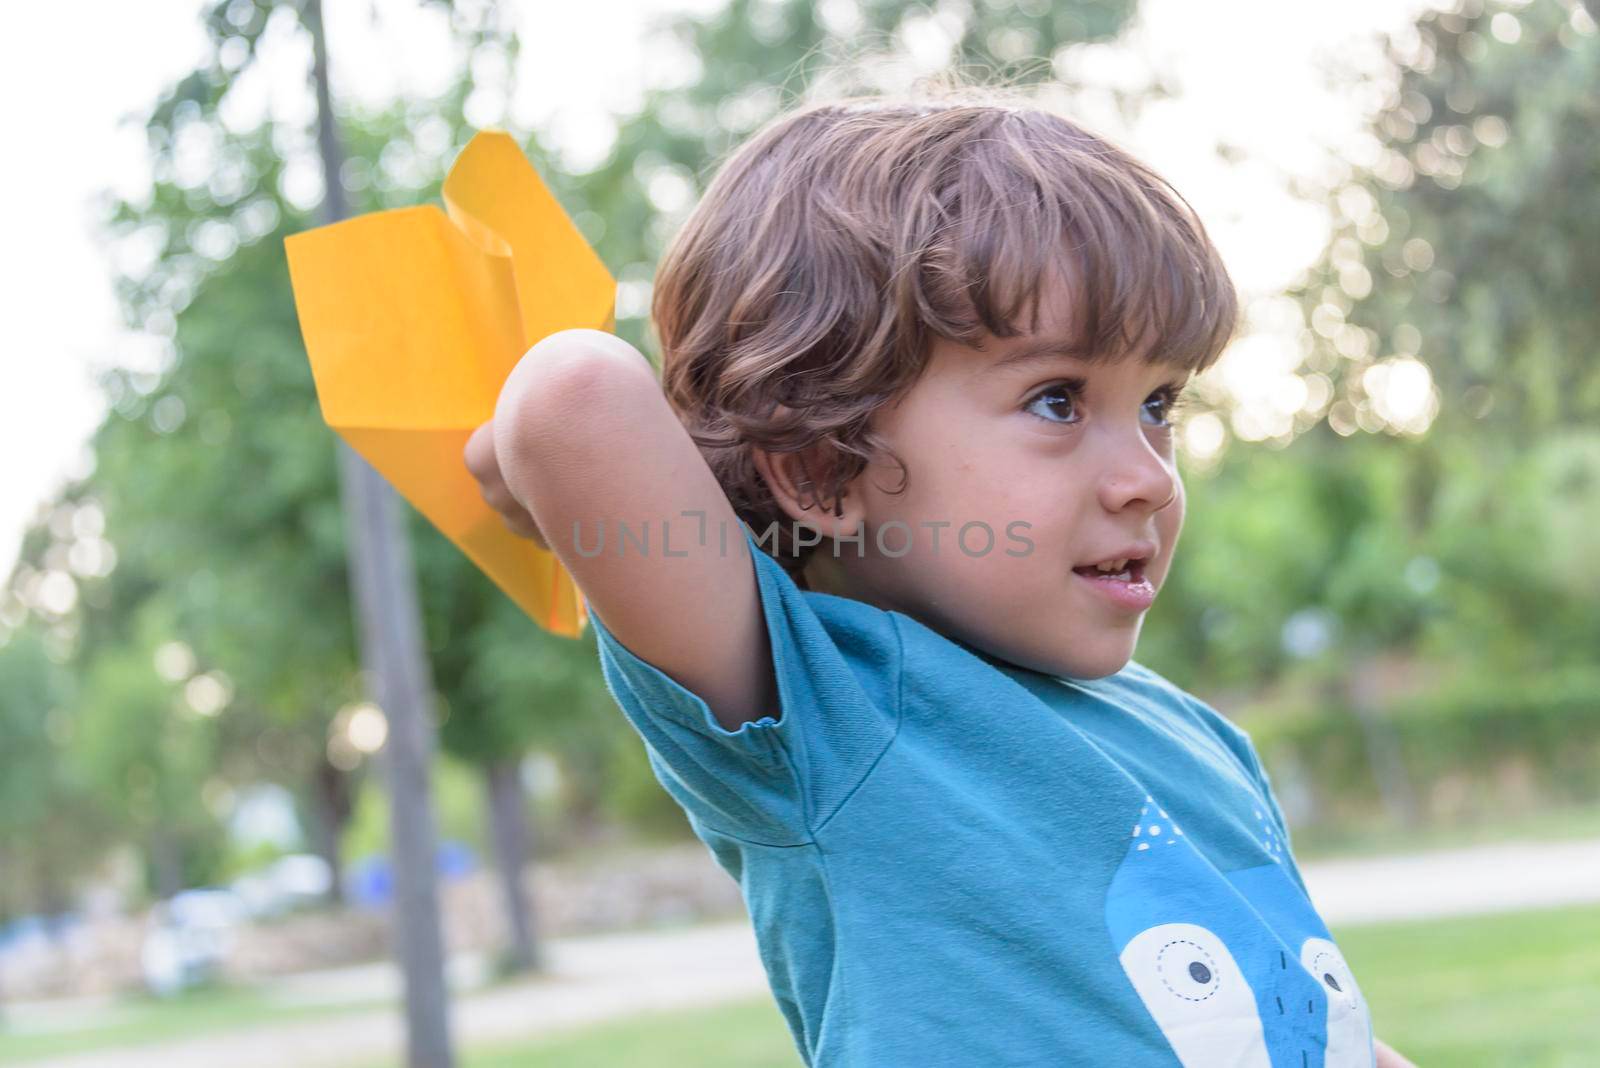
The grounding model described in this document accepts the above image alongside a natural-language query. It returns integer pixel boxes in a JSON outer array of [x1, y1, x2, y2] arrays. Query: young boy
[[464, 91, 1412, 1067]]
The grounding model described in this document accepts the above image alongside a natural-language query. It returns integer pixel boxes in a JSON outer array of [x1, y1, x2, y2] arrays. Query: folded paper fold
[[286, 129, 613, 637]]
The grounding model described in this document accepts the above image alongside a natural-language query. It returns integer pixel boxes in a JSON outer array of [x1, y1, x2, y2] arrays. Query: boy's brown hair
[[651, 86, 1238, 578]]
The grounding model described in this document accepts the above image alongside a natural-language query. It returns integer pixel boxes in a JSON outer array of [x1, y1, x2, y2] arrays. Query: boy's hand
[[1374, 1037, 1416, 1068], [464, 419, 549, 549]]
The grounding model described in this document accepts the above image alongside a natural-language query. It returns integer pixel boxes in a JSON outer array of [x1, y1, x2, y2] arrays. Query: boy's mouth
[[1071, 546, 1158, 612], [1071, 542, 1157, 584], [1071, 558, 1147, 583]]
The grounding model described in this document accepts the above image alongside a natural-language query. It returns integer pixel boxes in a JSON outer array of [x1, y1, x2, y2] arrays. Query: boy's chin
[[987, 631, 1138, 682], [1052, 636, 1138, 681]]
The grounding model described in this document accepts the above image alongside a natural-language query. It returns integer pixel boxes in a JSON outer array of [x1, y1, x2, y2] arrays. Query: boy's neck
[[800, 542, 865, 602], [799, 546, 1100, 684]]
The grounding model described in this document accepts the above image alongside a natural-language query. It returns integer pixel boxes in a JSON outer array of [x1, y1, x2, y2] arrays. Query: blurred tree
[[1, 488, 242, 905], [1143, 1, 1599, 690], [69, 600, 225, 899], [1288, 0, 1600, 682], [1127, 0, 1600, 829], [91, 160, 366, 899], [1306, 0, 1600, 433], [0, 625, 108, 923], [80, 0, 644, 999]]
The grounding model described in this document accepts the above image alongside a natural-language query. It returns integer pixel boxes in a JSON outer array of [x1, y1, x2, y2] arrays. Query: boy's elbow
[[494, 330, 658, 458]]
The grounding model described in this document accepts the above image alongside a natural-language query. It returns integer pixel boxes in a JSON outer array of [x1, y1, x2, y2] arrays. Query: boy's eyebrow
[[990, 336, 1111, 372], [988, 337, 1193, 385]]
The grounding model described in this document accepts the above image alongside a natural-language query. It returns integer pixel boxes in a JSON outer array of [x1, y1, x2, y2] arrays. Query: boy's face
[[820, 274, 1190, 680]]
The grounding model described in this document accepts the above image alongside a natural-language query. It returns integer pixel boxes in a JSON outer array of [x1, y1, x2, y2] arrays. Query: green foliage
[[69, 599, 227, 896], [0, 627, 108, 919], [1248, 667, 1600, 830], [342, 753, 490, 863], [0, 2, 530, 909], [1140, 433, 1443, 691], [1268, 0, 1600, 688], [0, 628, 73, 833], [1144, 4, 1600, 697], [214, 837, 292, 885], [1306, 0, 1600, 433]]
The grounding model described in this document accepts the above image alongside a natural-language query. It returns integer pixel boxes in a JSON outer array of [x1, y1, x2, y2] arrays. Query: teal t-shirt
[[588, 526, 1376, 1068]]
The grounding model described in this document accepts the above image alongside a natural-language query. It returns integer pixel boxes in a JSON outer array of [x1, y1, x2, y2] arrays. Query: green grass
[[0, 984, 381, 1065], [1337, 904, 1600, 1067], [462, 997, 798, 1068]]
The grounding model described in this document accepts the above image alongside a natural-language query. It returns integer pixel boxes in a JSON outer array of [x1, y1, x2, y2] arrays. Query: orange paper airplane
[[285, 130, 611, 637]]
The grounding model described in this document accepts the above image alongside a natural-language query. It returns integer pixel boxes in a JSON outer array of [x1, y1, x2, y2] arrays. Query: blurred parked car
[[229, 853, 334, 918], [139, 888, 246, 995]]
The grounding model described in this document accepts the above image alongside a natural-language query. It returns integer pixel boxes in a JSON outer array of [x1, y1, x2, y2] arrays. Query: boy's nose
[[1094, 430, 1178, 514]]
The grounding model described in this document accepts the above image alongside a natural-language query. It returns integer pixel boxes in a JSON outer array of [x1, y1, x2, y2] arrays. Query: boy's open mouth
[[1071, 548, 1159, 612], [1071, 555, 1150, 584]]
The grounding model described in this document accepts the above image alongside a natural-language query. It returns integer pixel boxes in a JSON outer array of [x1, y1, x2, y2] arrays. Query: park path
[[15, 922, 770, 1068], [15, 835, 1600, 1068], [1301, 835, 1600, 924]]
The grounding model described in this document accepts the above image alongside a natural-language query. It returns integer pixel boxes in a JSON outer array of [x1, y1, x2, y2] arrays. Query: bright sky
[[0, 0, 1437, 582]]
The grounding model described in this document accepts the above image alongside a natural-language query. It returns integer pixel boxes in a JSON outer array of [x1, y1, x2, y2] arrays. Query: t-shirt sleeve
[[1216, 713, 1310, 890], [586, 524, 903, 845]]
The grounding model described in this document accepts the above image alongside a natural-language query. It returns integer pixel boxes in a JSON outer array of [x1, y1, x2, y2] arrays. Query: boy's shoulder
[[1099, 659, 1262, 765], [1105, 658, 1214, 712]]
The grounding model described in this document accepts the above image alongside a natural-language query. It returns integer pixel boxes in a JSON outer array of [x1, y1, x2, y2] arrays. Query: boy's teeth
[[1076, 560, 1133, 580]]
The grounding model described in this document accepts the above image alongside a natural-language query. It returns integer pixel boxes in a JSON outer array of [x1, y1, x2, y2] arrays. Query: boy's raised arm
[[473, 328, 778, 733]]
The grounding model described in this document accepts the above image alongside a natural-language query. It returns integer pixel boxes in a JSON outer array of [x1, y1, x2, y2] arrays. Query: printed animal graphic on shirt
[[1104, 798, 1374, 1068]]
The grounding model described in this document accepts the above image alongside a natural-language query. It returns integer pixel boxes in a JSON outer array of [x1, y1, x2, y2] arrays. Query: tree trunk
[[0, 843, 7, 1017], [484, 758, 541, 973], [305, 2, 455, 1064], [307, 754, 353, 906], [148, 829, 185, 901]]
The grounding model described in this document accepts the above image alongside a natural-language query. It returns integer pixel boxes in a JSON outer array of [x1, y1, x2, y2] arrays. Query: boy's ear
[[751, 443, 866, 542]]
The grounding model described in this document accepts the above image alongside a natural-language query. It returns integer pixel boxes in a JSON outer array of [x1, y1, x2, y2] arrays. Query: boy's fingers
[[479, 480, 516, 512], [502, 511, 537, 535], [479, 483, 546, 541], [463, 420, 496, 479], [503, 512, 549, 547], [465, 419, 548, 546]]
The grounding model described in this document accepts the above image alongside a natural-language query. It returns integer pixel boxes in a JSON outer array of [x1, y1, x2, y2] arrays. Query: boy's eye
[[1142, 387, 1186, 428], [1024, 383, 1081, 424], [1023, 382, 1188, 428]]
